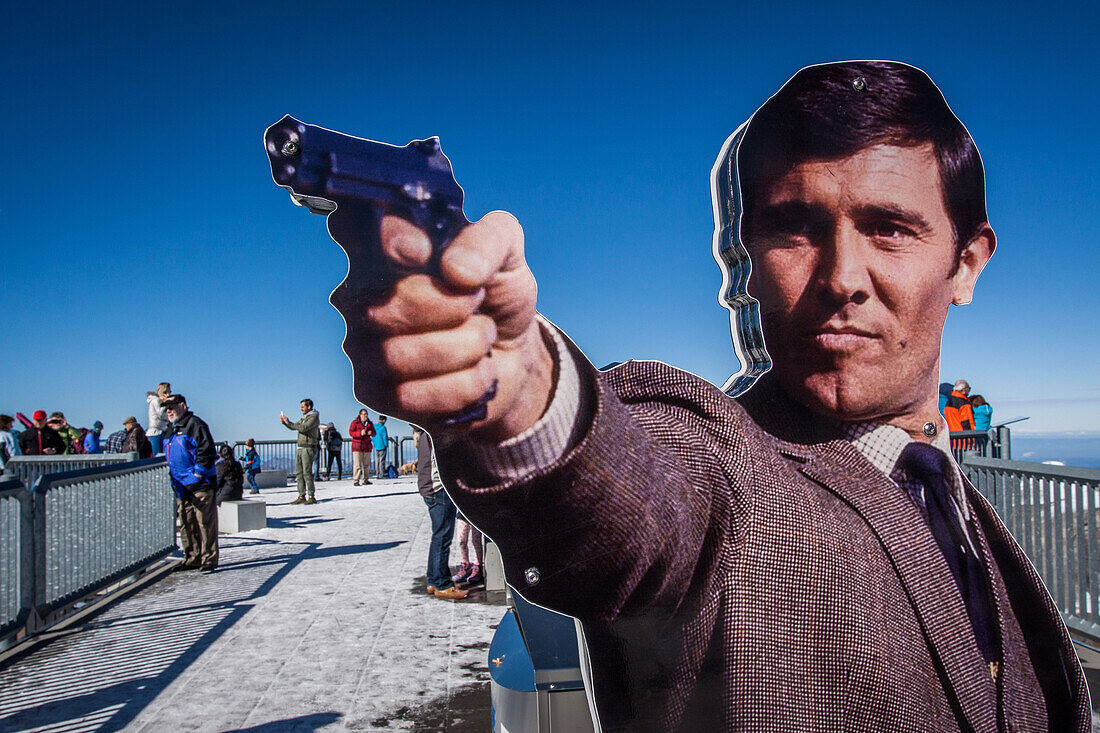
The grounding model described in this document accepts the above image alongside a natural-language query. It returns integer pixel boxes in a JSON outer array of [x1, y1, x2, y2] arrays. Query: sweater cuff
[[465, 318, 581, 481]]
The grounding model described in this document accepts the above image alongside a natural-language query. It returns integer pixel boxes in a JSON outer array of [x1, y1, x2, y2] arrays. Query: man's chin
[[778, 372, 889, 423]]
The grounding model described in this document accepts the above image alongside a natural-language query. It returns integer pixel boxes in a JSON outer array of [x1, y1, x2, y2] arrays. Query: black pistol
[[264, 115, 495, 425]]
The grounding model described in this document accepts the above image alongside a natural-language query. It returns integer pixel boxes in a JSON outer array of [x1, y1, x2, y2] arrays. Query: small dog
[[398, 460, 418, 476]]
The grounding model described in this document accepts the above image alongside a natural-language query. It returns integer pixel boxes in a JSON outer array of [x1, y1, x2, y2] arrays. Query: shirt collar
[[839, 420, 968, 518]]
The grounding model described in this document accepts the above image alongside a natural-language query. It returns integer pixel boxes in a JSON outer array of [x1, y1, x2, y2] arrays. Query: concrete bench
[[254, 470, 287, 489], [218, 499, 267, 533]]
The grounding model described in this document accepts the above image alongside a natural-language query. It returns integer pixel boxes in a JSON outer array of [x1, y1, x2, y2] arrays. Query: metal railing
[[231, 436, 416, 478], [963, 456, 1100, 636], [3, 453, 139, 497], [34, 458, 175, 612], [949, 427, 1017, 464], [1, 478, 33, 640], [1, 458, 175, 650]]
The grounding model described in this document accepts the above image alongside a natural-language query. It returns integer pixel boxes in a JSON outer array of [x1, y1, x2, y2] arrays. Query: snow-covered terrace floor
[[0, 476, 502, 732]]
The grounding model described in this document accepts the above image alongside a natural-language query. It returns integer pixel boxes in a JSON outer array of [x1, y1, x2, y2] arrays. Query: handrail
[[962, 455, 1100, 633], [3, 453, 139, 496]]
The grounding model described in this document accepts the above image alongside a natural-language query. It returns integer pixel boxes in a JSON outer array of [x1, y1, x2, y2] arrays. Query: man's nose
[[816, 223, 871, 306]]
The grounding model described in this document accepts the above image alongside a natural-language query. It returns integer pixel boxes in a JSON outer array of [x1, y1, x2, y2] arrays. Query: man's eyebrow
[[753, 200, 830, 229], [852, 203, 934, 234]]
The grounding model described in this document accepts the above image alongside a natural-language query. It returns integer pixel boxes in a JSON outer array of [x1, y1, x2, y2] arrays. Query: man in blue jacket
[[163, 394, 219, 571]]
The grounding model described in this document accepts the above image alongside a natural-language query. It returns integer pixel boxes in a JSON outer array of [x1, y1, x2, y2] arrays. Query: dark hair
[[218, 443, 233, 459], [970, 394, 987, 407], [246, 438, 255, 447], [738, 61, 987, 257], [301, 398, 313, 409], [0, 414, 12, 429]]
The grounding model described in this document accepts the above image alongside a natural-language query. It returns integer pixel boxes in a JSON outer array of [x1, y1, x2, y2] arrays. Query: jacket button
[[524, 567, 541, 586]]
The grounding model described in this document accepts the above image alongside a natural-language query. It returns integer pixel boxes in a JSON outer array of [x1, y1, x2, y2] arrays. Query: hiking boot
[[304, 496, 317, 505], [434, 586, 469, 600], [451, 562, 472, 584], [290, 496, 306, 505]]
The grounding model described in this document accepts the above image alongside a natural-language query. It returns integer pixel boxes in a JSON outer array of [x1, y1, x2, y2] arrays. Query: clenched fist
[[332, 210, 553, 443]]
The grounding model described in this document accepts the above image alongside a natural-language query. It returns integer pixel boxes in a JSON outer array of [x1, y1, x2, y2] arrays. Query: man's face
[[747, 143, 991, 424], [165, 405, 184, 422], [300, 402, 309, 414]]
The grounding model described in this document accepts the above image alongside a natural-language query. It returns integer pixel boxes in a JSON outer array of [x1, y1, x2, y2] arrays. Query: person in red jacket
[[348, 409, 376, 486]]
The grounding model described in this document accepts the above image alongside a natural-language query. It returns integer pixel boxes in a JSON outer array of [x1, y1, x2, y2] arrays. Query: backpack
[[386, 464, 398, 479]]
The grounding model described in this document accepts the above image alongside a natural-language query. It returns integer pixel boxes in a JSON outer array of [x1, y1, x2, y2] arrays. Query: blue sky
[[3, 1, 1098, 441]]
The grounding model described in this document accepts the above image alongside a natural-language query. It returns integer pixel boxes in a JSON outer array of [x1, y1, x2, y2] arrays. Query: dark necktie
[[893, 442, 999, 663]]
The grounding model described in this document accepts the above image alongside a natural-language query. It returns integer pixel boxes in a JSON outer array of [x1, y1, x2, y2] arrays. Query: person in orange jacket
[[944, 379, 975, 431]]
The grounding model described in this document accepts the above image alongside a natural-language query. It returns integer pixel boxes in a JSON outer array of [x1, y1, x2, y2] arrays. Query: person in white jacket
[[146, 382, 171, 454]]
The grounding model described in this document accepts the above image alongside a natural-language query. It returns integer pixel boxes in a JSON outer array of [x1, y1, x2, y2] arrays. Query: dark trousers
[[178, 485, 218, 568], [326, 450, 343, 479], [423, 490, 457, 590]]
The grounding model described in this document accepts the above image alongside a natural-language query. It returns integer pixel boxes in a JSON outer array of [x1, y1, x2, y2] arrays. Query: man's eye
[[868, 222, 915, 240]]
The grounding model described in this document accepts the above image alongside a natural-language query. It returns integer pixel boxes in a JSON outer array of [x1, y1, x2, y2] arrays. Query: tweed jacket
[[440, 358, 1089, 732]]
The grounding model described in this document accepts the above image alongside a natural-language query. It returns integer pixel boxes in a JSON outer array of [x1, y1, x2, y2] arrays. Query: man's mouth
[[807, 326, 879, 352]]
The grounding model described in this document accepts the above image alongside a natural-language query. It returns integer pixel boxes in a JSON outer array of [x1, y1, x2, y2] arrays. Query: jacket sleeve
[[192, 421, 216, 472], [960, 402, 974, 430], [436, 339, 747, 624], [288, 413, 319, 437]]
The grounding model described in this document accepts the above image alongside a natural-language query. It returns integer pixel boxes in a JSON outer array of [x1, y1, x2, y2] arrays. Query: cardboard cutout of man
[[296, 61, 1089, 731]]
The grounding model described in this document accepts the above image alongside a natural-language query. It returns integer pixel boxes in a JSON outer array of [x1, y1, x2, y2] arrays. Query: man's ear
[[951, 224, 996, 306]]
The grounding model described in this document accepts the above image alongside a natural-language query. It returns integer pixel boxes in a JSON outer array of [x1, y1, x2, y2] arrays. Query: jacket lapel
[[795, 439, 998, 733]]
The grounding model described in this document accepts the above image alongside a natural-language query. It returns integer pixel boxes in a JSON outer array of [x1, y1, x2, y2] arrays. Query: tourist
[[281, 398, 320, 505], [49, 412, 81, 454], [971, 394, 993, 432], [163, 394, 218, 572], [348, 409, 374, 486], [242, 438, 261, 494], [122, 417, 153, 458], [214, 444, 245, 504], [416, 428, 466, 600], [324, 422, 344, 480], [0, 414, 18, 470], [83, 421, 104, 454], [19, 410, 66, 455], [372, 415, 389, 478], [146, 382, 172, 454]]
